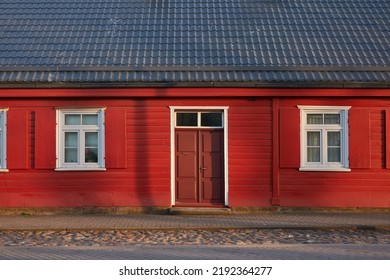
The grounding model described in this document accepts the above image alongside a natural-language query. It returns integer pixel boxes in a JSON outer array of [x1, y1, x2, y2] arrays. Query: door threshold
[[170, 207, 231, 215]]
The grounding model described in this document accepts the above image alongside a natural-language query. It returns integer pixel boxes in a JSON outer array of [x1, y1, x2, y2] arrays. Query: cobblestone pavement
[[1, 244, 389, 260], [0, 229, 388, 247]]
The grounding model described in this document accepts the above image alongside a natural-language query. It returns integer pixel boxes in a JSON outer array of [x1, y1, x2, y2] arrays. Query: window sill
[[55, 167, 106, 172], [299, 167, 351, 172], [0, 168, 9, 172]]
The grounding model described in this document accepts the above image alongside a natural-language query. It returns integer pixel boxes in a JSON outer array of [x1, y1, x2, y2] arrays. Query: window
[[0, 109, 7, 171], [299, 106, 350, 171], [175, 112, 223, 128], [56, 109, 105, 170]]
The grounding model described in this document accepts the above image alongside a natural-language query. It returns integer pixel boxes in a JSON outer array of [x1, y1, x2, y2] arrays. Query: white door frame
[[169, 106, 229, 206]]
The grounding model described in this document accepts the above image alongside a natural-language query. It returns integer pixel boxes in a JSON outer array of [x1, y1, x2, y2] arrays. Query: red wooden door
[[175, 129, 224, 206]]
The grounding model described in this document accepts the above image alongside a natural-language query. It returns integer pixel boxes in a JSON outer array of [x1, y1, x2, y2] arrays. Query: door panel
[[176, 131, 198, 202], [200, 131, 224, 203], [177, 178, 197, 200], [203, 154, 223, 178], [175, 129, 224, 206], [177, 131, 197, 152], [202, 131, 222, 152], [202, 180, 224, 201], [177, 151, 197, 177]]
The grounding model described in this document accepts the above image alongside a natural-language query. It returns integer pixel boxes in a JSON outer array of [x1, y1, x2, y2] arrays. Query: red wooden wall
[[228, 99, 273, 206], [0, 94, 273, 208], [278, 98, 390, 208], [0, 88, 389, 208]]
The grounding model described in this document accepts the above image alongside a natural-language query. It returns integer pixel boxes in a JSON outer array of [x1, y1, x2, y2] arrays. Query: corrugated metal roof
[[0, 0, 389, 87]]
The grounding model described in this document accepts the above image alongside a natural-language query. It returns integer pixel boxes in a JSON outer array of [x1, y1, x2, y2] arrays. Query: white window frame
[[299, 106, 351, 172], [56, 108, 106, 171], [170, 106, 229, 206], [0, 109, 8, 172]]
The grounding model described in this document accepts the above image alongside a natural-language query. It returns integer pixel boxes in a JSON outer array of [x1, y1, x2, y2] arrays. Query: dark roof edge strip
[[0, 81, 389, 89], [1, 65, 390, 72]]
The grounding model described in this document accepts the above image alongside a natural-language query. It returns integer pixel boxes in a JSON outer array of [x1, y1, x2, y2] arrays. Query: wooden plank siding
[[7, 108, 29, 169], [0, 96, 274, 208], [371, 109, 385, 169], [0, 90, 390, 209], [228, 101, 273, 206], [278, 98, 390, 208]]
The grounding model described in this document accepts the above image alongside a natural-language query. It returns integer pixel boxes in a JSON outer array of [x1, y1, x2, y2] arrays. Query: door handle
[[200, 167, 207, 171]]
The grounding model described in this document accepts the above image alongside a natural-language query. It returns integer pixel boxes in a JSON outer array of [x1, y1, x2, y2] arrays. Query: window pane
[[85, 148, 98, 163], [201, 112, 222, 127], [328, 131, 341, 163], [65, 114, 81, 125], [324, 114, 340, 124], [307, 131, 321, 162], [307, 114, 323, 124], [85, 132, 98, 163], [85, 132, 98, 146], [65, 132, 78, 146], [307, 131, 320, 146], [65, 148, 78, 163], [176, 113, 197, 126], [327, 131, 340, 146], [328, 147, 341, 162], [65, 132, 78, 163], [82, 114, 99, 125], [308, 147, 321, 162]]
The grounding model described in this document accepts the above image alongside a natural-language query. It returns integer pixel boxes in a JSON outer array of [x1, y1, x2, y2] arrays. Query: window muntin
[[299, 106, 350, 171], [175, 112, 223, 128], [57, 109, 105, 170], [0, 110, 7, 170]]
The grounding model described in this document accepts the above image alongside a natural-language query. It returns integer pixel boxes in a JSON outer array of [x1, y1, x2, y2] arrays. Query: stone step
[[169, 207, 231, 215]]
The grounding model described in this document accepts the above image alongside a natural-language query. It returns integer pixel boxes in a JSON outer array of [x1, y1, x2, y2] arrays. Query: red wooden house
[[0, 0, 389, 210]]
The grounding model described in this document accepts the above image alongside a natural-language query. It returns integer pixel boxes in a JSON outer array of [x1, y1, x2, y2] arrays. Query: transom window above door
[[175, 112, 223, 128]]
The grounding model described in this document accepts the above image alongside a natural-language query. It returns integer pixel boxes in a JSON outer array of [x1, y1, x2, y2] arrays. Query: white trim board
[[169, 106, 229, 206]]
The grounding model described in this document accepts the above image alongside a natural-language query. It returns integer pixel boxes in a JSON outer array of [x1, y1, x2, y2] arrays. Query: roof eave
[[0, 81, 389, 89]]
